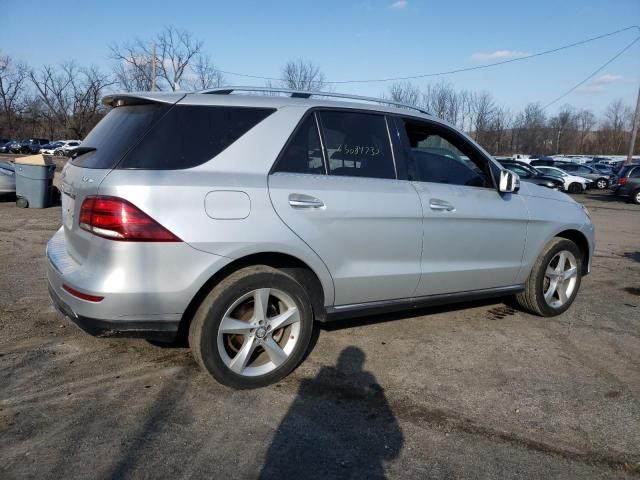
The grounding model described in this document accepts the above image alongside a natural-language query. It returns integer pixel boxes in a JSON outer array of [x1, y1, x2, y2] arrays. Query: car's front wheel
[[515, 238, 582, 316], [189, 265, 314, 389]]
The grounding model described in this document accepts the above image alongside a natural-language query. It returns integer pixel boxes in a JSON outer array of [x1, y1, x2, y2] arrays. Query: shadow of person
[[259, 347, 403, 479]]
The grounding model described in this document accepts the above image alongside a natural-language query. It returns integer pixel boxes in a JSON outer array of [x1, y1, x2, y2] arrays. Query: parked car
[[47, 87, 594, 389], [611, 163, 640, 204], [0, 140, 15, 153], [0, 161, 16, 194], [9, 138, 51, 154], [497, 160, 564, 190], [529, 158, 555, 167], [534, 166, 591, 193], [40, 141, 66, 156], [555, 163, 612, 189], [588, 163, 614, 176], [54, 140, 82, 156], [40, 141, 64, 155]]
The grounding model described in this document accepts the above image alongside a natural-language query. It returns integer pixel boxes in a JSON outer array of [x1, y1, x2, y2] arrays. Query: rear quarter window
[[119, 105, 275, 170]]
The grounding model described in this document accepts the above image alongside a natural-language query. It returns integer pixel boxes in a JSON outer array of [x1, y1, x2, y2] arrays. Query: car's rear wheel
[[632, 189, 640, 205], [189, 265, 314, 389], [515, 238, 582, 316], [596, 178, 608, 189], [568, 182, 582, 194]]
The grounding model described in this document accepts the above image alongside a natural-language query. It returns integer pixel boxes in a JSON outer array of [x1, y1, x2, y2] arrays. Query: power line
[[217, 25, 640, 85], [542, 36, 640, 110]]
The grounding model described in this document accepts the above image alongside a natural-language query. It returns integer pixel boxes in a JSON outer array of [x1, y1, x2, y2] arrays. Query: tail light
[[619, 177, 627, 186], [79, 196, 182, 242]]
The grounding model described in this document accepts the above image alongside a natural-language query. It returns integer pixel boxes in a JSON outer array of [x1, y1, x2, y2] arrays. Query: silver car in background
[[47, 87, 594, 389], [0, 162, 16, 194]]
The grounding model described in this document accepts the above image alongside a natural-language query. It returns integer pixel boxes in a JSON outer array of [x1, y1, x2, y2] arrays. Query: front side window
[[318, 111, 396, 179], [272, 115, 324, 174], [398, 118, 492, 188]]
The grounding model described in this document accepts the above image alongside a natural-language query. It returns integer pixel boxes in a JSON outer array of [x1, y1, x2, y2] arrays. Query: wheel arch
[[177, 251, 328, 342], [555, 229, 590, 274]]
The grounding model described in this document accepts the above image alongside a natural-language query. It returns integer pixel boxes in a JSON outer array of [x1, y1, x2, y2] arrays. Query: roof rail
[[200, 86, 431, 115]]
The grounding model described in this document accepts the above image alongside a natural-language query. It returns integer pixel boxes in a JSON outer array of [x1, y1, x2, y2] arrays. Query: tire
[[189, 265, 314, 389], [596, 178, 608, 189], [568, 182, 582, 194], [515, 238, 582, 317], [16, 197, 28, 208], [632, 189, 640, 205]]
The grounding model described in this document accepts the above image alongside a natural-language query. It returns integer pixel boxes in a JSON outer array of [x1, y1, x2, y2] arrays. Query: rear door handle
[[429, 198, 455, 212], [288, 193, 325, 209]]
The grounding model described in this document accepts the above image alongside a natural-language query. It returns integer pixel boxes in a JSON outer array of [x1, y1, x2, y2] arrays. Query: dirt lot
[[0, 189, 638, 479]]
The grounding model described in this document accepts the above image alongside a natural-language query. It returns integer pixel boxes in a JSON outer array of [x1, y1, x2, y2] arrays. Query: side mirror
[[499, 169, 520, 193]]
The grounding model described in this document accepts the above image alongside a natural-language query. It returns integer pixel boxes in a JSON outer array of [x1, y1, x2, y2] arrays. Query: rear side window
[[119, 105, 275, 169], [318, 111, 396, 179], [272, 115, 325, 174], [72, 104, 170, 169], [630, 167, 640, 178]]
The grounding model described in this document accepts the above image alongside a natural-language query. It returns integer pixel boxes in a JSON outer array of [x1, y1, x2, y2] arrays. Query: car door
[[268, 110, 423, 306], [394, 116, 529, 296]]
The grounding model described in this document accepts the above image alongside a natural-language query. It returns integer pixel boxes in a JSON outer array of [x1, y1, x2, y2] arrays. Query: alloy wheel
[[596, 179, 607, 189], [543, 250, 578, 308], [217, 288, 301, 377]]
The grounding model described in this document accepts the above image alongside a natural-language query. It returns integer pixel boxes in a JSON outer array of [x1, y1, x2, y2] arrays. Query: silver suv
[[47, 87, 594, 389]]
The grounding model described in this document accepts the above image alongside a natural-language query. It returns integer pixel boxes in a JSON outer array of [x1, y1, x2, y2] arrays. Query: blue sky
[[2, 0, 639, 115]]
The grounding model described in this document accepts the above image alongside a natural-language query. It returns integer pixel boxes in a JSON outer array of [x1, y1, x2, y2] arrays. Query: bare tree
[[279, 58, 326, 91], [575, 109, 596, 153], [110, 26, 208, 91], [470, 91, 497, 145], [598, 99, 632, 154], [187, 53, 225, 90], [0, 54, 29, 136], [386, 81, 421, 106], [30, 62, 113, 138]]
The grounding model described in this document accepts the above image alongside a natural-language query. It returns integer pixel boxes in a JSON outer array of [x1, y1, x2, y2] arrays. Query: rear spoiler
[[101, 92, 186, 108]]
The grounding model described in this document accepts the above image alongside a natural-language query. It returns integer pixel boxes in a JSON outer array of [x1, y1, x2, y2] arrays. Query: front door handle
[[288, 193, 325, 209], [429, 198, 455, 212]]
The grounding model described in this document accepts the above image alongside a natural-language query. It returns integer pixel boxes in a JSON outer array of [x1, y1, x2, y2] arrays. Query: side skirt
[[322, 285, 524, 322]]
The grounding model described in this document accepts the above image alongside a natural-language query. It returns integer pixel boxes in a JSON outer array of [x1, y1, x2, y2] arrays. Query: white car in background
[[40, 141, 65, 156], [54, 140, 82, 156], [535, 166, 592, 193]]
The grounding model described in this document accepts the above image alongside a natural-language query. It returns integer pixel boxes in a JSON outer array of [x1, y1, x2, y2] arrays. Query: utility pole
[[627, 85, 640, 164], [150, 43, 157, 92]]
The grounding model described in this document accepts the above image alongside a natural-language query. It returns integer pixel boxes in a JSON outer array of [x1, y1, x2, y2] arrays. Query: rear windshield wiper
[[70, 147, 96, 159]]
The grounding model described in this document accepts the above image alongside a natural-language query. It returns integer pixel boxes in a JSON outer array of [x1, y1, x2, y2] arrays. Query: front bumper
[[48, 284, 179, 341]]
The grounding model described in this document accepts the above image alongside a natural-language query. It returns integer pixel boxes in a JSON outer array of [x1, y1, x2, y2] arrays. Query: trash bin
[[15, 159, 56, 208]]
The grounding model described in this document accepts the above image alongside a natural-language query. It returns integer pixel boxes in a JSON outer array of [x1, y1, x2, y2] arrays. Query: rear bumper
[[46, 226, 232, 341], [48, 284, 178, 341]]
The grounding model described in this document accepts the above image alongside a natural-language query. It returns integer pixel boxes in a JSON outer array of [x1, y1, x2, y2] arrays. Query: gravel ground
[[0, 189, 638, 479]]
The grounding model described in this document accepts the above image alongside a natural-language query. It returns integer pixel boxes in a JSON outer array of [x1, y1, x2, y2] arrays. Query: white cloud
[[577, 74, 624, 94], [470, 50, 530, 62], [390, 0, 407, 9]]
